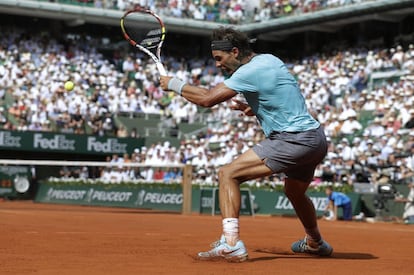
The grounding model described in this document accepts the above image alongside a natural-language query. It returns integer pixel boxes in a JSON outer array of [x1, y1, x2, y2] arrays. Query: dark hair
[[211, 27, 252, 60]]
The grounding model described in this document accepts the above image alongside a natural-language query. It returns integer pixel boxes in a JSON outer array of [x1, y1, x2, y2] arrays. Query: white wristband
[[167, 78, 186, 95]]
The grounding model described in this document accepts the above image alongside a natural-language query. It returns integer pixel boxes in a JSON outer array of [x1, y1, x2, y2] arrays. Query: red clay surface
[[1, 200, 413, 275]]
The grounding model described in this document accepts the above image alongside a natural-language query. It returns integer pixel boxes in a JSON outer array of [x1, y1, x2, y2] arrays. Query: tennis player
[[160, 27, 333, 262]]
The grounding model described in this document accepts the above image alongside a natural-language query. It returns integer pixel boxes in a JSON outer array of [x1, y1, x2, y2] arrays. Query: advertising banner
[[35, 182, 364, 216], [0, 130, 144, 155], [35, 182, 183, 211], [251, 190, 361, 216]]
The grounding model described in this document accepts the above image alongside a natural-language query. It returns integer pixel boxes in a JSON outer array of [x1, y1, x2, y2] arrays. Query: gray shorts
[[252, 126, 327, 182]]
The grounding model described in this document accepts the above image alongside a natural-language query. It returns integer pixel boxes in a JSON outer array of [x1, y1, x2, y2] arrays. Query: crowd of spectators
[[1, 18, 414, 187], [47, 0, 370, 24]]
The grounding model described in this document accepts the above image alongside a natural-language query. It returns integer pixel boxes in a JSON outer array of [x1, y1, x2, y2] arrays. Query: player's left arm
[[182, 82, 237, 107], [230, 99, 255, 116]]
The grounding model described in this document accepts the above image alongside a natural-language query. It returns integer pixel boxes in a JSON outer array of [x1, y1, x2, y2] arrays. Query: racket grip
[[157, 63, 167, 76]]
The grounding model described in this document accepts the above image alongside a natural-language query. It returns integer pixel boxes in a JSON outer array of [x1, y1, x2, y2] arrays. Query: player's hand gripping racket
[[120, 8, 167, 76]]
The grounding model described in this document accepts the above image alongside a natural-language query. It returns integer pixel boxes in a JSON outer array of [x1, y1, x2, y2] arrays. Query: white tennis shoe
[[198, 235, 248, 262]]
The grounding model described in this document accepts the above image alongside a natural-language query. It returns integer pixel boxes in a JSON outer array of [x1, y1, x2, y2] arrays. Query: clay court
[[1, 200, 413, 275]]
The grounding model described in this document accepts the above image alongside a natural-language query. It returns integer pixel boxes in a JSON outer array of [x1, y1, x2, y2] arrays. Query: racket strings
[[123, 14, 163, 50], [121, 9, 167, 75], [141, 29, 162, 49]]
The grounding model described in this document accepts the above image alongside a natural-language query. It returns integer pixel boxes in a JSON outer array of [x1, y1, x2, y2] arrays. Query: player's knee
[[284, 184, 303, 201], [283, 185, 293, 198], [218, 165, 230, 180], [284, 178, 309, 198], [217, 165, 238, 183]]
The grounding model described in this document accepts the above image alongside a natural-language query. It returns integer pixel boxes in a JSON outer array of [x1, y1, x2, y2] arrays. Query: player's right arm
[[182, 82, 236, 107], [160, 76, 236, 107]]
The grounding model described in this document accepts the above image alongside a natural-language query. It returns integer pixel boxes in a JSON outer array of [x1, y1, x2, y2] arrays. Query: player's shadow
[[249, 247, 377, 262]]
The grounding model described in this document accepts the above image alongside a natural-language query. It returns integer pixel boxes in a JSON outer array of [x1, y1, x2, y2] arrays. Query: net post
[[181, 164, 193, 215]]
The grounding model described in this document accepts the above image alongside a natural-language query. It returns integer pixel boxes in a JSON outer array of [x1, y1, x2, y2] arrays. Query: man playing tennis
[[160, 27, 332, 262]]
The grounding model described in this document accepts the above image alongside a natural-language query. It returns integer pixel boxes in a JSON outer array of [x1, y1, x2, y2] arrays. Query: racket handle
[[157, 63, 166, 76]]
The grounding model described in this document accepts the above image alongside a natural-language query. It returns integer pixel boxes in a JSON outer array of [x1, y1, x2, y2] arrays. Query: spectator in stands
[[130, 127, 140, 138], [117, 125, 129, 137], [226, 4, 244, 24], [122, 56, 135, 79], [323, 114, 341, 137], [338, 138, 353, 161], [339, 109, 362, 136], [350, 137, 363, 159], [109, 154, 122, 164], [378, 135, 394, 161], [163, 167, 181, 183], [402, 51, 414, 72], [365, 117, 385, 137], [102, 114, 117, 135], [79, 166, 89, 179], [59, 166, 74, 178], [391, 45, 405, 69], [350, 67, 368, 92], [140, 166, 154, 181], [191, 151, 208, 169], [122, 153, 131, 164], [404, 110, 414, 129], [258, 4, 272, 21], [100, 167, 113, 183], [0, 106, 7, 125], [405, 143, 414, 172], [192, 5, 206, 20], [153, 167, 165, 181]]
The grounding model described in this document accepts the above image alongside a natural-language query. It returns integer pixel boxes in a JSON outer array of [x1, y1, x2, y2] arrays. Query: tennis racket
[[120, 8, 167, 76]]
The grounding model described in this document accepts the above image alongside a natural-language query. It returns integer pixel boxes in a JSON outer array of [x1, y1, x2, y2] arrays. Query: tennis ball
[[64, 81, 74, 91]]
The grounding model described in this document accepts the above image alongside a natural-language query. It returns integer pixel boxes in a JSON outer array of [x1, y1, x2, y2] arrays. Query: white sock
[[222, 218, 239, 246]]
